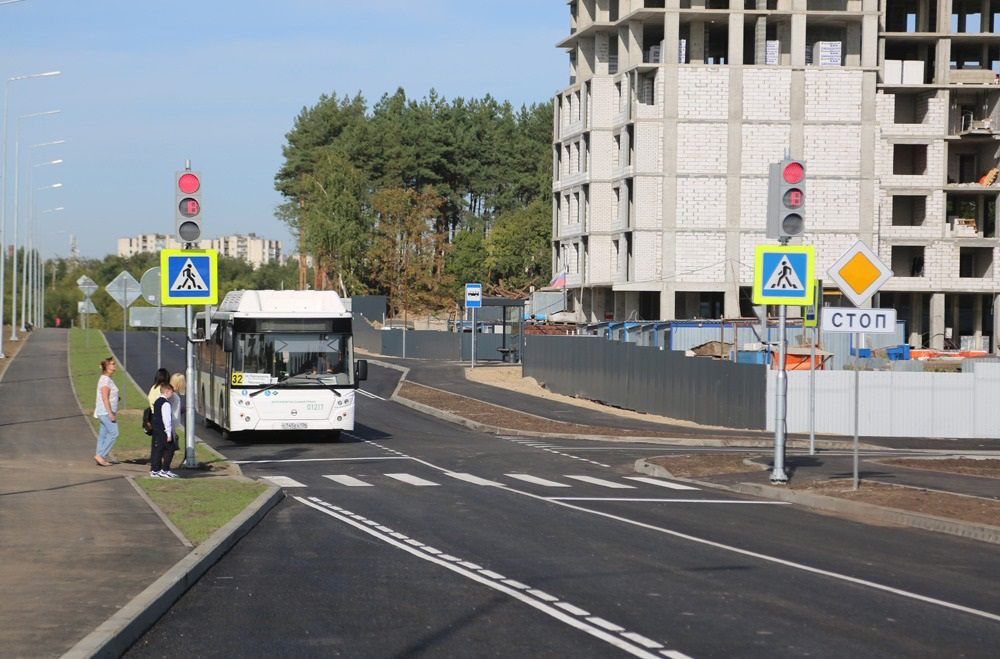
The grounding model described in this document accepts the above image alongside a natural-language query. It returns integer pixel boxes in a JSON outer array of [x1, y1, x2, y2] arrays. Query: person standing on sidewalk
[[93, 357, 120, 467], [147, 368, 170, 407], [168, 372, 185, 444], [149, 382, 178, 478]]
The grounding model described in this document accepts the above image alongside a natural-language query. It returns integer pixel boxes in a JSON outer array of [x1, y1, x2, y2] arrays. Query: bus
[[194, 289, 368, 439]]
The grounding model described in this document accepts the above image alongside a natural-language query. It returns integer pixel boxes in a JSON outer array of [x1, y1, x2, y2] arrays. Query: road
[[107, 330, 1000, 657]]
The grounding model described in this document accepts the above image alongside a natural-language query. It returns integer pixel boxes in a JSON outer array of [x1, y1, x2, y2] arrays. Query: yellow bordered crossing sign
[[753, 245, 815, 306], [160, 249, 218, 305]]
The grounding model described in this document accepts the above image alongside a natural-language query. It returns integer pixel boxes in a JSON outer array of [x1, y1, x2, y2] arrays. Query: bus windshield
[[234, 332, 354, 385]]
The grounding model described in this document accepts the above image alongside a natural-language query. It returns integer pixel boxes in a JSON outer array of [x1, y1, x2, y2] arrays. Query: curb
[[63, 485, 285, 659], [635, 459, 1000, 546], [391, 394, 876, 450]]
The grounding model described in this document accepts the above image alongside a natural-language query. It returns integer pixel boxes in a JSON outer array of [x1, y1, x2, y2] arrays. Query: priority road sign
[[161, 249, 218, 305], [752, 245, 815, 306], [77, 275, 98, 298], [827, 240, 892, 308]]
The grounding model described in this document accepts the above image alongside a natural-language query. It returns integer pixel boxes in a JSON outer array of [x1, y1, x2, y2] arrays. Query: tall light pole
[[1, 69, 60, 356], [22, 160, 62, 333], [32, 206, 62, 328], [11, 110, 60, 337], [25, 140, 62, 330]]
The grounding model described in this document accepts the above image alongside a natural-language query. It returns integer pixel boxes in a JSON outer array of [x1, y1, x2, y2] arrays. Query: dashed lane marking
[[296, 496, 684, 659], [323, 475, 373, 487], [564, 475, 637, 489], [385, 473, 440, 487], [260, 476, 307, 488]]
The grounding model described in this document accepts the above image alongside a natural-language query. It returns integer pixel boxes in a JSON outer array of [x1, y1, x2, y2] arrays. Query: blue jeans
[[96, 414, 119, 458]]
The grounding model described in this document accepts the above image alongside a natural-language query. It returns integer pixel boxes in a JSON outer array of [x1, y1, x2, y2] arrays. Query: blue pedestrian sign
[[160, 249, 219, 305], [752, 245, 815, 306], [465, 283, 482, 308]]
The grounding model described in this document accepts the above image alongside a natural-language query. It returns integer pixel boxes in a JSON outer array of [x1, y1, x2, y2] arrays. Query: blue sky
[[0, 0, 568, 259]]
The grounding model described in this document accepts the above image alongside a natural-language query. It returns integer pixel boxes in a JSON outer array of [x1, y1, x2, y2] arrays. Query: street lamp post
[[31, 206, 62, 328], [24, 140, 62, 330], [0, 69, 60, 357], [11, 111, 60, 337]]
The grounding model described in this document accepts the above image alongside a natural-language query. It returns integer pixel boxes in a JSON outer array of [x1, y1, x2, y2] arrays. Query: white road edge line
[[295, 496, 674, 659], [546, 498, 792, 504]]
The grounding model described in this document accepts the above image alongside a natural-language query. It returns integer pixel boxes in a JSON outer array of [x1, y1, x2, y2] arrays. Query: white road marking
[[625, 476, 699, 491], [623, 632, 663, 649], [323, 475, 373, 487], [385, 473, 440, 487], [297, 496, 674, 659], [260, 476, 307, 488], [236, 456, 408, 464], [587, 617, 625, 632], [564, 475, 636, 489], [445, 472, 504, 486], [356, 389, 384, 400], [505, 473, 571, 487], [556, 602, 591, 616], [548, 498, 790, 505]]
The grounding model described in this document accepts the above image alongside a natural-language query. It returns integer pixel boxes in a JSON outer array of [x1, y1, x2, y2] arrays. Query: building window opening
[[892, 195, 927, 226], [891, 245, 926, 277], [960, 247, 994, 277], [893, 144, 928, 175], [894, 93, 930, 124]]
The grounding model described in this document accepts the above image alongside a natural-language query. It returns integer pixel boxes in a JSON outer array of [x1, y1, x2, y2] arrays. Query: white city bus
[[194, 290, 368, 439]]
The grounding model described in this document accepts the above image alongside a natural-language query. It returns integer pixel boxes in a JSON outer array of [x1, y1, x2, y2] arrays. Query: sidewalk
[[0, 329, 189, 656]]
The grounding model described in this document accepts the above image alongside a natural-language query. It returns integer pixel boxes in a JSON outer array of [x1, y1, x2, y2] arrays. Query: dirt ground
[[401, 366, 1000, 529]]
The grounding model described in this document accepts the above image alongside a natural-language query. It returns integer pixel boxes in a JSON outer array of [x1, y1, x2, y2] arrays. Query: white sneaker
[[161, 471, 178, 479], [150, 470, 164, 478]]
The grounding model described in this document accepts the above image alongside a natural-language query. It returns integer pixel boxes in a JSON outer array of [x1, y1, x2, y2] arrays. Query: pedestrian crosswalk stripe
[[385, 473, 440, 486], [624, 476, 699, 490], [261, 476, 307, 488], [324, 475, 373, 487], [505, 474, 571, 487], [446, 472, 504, 486], [564, 475, 636, 489]]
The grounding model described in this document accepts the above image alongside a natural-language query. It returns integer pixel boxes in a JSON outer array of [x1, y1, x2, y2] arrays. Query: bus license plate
[[281, 422, 307, 430]]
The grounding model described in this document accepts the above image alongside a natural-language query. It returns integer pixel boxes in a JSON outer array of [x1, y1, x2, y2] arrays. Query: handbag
[[142, 407, 154, 436]]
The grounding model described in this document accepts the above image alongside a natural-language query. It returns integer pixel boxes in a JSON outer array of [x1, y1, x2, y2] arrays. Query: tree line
[[274, 88, 553, 318]]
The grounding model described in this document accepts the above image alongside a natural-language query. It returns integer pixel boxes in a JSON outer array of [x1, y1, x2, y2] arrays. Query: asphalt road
[[107, 330, 1000, 657]]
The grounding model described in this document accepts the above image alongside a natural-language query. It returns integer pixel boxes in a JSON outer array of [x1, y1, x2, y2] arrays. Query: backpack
[[142, 407, 154, 436]]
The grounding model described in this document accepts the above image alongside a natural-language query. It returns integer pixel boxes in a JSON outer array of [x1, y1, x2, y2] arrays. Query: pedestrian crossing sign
[[160, 249, 218, 305], [752, 245, 815, 306]]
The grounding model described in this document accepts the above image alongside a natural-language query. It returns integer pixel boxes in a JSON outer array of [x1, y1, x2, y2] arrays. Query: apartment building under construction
[[553, 0, 1000, 351]]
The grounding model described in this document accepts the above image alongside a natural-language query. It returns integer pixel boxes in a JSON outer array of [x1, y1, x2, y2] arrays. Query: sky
[[0, 0, 568, 260]]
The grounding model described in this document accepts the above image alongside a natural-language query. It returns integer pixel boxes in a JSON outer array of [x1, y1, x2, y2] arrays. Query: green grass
[[135, 478, 267, 545], [69, 328, 267, 545]]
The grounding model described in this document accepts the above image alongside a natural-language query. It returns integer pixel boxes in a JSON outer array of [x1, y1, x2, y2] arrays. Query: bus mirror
[[355, 359, 368, 382], [223, 324, 234, 353]]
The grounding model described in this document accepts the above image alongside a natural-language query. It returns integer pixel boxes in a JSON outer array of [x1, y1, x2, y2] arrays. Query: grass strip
[[69, 328, 266, 545]]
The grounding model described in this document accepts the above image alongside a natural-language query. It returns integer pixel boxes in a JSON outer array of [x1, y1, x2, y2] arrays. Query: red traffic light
[[177, 172, 200, 194], [782, 162, 804, 184]]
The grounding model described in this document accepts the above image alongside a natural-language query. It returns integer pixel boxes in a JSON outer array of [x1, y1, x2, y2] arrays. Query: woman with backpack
[[144, 369, 171, 436]]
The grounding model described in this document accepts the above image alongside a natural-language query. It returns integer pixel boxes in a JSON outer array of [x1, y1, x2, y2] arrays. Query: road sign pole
[[157, 304, 162, 367], [771, 303, 789, 483], [471, 307, 476, 369], [122, 280, 128, 411], [809, 326, 816, 456], [853, 331, 861, 491], [184, 304, 196, 468]]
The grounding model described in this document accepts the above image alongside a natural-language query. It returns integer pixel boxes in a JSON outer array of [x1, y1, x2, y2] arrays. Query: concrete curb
[[63, 484, 285, 659], [635, 459, 1000, 546], [391, 393, 875, 449]]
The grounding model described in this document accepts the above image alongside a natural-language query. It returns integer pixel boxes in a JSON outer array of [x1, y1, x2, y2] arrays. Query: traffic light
[[766, 159, 805, 240], [175, 170, 202, 243]]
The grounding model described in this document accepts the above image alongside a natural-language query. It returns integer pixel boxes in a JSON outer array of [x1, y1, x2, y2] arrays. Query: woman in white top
[[94, 356, 120, 466], [168, 372, 185, 443]]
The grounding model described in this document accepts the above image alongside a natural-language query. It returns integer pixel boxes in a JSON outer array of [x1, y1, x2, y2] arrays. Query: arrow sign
[[105, 271, 142, 309]]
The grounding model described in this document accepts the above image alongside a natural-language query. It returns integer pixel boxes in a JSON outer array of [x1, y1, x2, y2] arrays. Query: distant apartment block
[[554, 0, 1000, 352], [117, 233, 282, 268]]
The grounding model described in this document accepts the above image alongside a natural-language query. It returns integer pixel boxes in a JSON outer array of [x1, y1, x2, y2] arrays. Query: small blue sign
[[465, 283, 483, 309]]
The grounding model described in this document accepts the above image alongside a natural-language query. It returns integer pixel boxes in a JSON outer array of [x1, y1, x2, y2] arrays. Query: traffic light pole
[[771, 235, 791, 485], [183, 303, 197, 468]]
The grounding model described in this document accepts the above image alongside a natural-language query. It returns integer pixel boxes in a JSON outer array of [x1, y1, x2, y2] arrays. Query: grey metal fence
[[523, 335, 767, 429]]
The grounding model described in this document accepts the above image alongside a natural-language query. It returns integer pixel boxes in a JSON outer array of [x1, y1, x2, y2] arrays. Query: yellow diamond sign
[[827, 240, 892, 307]]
